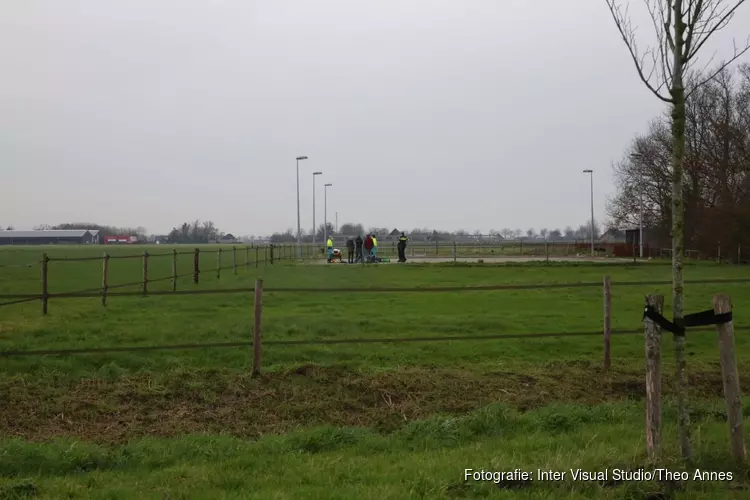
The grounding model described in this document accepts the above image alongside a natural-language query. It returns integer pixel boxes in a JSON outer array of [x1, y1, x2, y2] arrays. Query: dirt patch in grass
[[0, 361, 730, 443]]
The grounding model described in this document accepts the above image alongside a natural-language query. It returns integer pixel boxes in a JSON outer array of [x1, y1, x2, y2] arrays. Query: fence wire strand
[[2, 325, 748, 358]]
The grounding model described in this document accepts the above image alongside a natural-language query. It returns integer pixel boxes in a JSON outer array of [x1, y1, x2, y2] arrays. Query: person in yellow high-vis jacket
[[371, 234, 378, 260], [326, 236, 334, 262]]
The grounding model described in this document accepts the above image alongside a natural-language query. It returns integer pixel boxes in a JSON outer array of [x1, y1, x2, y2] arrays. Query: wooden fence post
[[245, 246, 249, 271], [41, 252, 49, 315], [738, 244, 742, 265], [217, 248, 222, 279], [171, 249, 177, 292], [142, 250, 149, 296], [264, 246, 268, 267], [603, 276, 612, 370], [256, 246, 259, 268], [102, 252, 110, 306], [233, 246, 237, 275], [644, 294, 664, 462], [194, 248, 200, 284], [453, 241, 457, 264], [270, 245, 274, 264], [252, 279, 264, 378], [713, 293, 746, 462], [545, 241, 550, 264]]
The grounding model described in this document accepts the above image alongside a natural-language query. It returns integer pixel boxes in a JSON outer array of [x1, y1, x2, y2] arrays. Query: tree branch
[[686, 38, 750, 98], [605, 0, 675, 103], [685, 0, 747, 62]]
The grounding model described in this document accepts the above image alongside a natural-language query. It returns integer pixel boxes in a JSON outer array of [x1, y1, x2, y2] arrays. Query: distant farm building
[[0, 230, 100, 245], [103, 235, 138, 244]]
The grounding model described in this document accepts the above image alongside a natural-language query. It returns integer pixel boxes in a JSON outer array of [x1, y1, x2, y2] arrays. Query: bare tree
[[605, 0, 749, 461]]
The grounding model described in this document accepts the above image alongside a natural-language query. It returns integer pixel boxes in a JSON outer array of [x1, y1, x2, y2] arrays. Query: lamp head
[[313, 171, 322, 175], [296, 156, 308, 160], [325, 183, 332, 187], [583, 169, 593, 173]]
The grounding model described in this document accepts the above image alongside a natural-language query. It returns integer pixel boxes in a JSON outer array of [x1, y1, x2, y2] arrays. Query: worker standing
[[363, 234, 374, 262], [346, 237, 355, 263], [397, 232, 408, 262], [371, 234, 378, 261], [355, 235, 364, 263], [326, 235, 334, 263]]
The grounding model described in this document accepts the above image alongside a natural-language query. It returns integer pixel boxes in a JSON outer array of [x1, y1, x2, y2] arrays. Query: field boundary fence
[[2, 275, 749, 371]]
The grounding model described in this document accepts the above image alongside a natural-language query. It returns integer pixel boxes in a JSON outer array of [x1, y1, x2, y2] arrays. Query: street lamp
[[582, 169, 594, 257], [324, 183, 332, 247], [630, 153, 645, 259], [295, 156, 308, 259], [312, 171, 322, 246]]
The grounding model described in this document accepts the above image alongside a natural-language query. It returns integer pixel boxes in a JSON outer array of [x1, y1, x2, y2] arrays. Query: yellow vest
[[372, 237, 377, 246], [327, 238, 333, 248]]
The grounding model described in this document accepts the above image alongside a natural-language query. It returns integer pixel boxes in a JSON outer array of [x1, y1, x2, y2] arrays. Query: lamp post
[[583, 169, 594, 257], [630, 153, 645, 258], [295, 156, 308, 259], [324, 183, 332, 247], [312, 171, 322, 247]]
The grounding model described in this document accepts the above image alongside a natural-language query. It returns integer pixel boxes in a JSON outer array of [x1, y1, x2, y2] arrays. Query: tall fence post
[[264, 246, 268, 267], [252, 278, 264, 378], [713, 293, 746, 462], [644, 294, 664, 462], [142, 250, 149, 296], [171, 249, 177, 292], [738, 244, 742, 265], [233, 246, 237, 275], [101, 252, 110, 306], [217, 248, 222, 279], [245, 246, 249, 271], [270, 245, 274, 264], [193, 248, 200, 284], [603, 275, 612, 370], [256, 246, 259, 268], [545, 241, 550, 264], [41, 252, 49, 315], [453, 241, 457, 264]]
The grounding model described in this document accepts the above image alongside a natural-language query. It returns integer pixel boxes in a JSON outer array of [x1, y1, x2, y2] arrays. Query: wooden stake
[[101, 252, 110, 306], [545, 241, 549, 264], [252, 279, 264, 377], [41, 252, 49, 316], [245, 246, 249, 271], [603, 275, 612, 370], [713, 293, 746, 462], [171, 249, 177, 291], [142, 250, 149, 296], [644, 294, 663, 462], [255, 246, 259, 268], [216, 248, 222, 279], [193, 248, 200, 284]]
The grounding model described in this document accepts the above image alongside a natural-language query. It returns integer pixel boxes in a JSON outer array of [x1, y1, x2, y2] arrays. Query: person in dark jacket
[[354, 235, 364, 263], [397, 232, 409, 262], [346, 237, 355, 263]]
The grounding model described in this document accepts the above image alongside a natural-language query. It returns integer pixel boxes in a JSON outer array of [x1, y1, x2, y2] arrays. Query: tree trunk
[[670, 0, 692, 463]]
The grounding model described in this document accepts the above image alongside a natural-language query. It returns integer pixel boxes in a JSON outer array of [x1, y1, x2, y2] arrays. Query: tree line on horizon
[[607, 64, 750, 257]]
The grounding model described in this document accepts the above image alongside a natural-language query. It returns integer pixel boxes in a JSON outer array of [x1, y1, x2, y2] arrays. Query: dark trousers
[[355, 247, 363, 263], [347, 248, 354, 263], [398, 245, 406, 262]]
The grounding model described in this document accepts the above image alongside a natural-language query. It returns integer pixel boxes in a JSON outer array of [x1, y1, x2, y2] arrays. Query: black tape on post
[[642, 298, 733, 337]]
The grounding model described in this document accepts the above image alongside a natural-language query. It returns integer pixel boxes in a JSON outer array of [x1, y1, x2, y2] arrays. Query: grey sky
[[2, 1, 748, 236]]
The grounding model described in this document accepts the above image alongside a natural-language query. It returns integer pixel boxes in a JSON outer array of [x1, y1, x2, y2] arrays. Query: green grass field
[[1, 245, 749, 498]]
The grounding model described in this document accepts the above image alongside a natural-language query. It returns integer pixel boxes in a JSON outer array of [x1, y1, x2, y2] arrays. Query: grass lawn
[[1, 246, 750, 498]]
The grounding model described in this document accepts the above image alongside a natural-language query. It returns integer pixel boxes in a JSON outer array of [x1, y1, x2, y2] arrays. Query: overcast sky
[[2, 1, 748, 236]]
